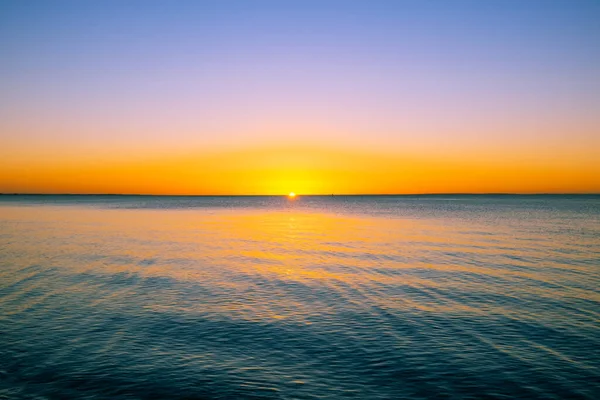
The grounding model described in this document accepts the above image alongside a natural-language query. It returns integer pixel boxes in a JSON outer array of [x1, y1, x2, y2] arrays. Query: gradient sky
[[1, 0, 599, 194]]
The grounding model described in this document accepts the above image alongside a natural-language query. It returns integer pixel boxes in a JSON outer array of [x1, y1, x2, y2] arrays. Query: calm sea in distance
[[1, 195, 598, 399]]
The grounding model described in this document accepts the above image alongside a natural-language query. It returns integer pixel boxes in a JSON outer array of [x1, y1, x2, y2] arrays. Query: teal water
[[1, 195, 599, 399]]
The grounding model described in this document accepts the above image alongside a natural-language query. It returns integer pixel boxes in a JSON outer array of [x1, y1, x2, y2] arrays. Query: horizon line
[[1, 193, 599, 197]]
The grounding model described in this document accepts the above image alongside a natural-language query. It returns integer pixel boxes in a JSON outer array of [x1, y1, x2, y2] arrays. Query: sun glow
[[288, 192, 296, 198]]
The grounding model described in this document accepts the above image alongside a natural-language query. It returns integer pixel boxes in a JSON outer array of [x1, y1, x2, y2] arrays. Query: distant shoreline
[[1, 193, 599, 197]]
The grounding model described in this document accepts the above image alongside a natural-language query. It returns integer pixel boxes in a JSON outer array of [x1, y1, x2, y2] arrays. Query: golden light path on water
[[0, 196, 598, 399]]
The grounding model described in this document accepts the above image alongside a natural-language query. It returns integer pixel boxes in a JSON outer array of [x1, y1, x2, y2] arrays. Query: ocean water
[[0, 195, 598, 399]]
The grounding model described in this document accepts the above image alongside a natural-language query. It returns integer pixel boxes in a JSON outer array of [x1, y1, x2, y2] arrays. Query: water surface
[[1, 195, 599, 399]]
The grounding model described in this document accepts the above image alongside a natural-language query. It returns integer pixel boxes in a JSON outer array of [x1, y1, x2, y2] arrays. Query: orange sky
[[2, 142, 598, 195], [1, 1, 599, 194]]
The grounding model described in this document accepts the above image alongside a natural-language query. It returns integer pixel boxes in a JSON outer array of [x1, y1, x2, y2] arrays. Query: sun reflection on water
[[1, 198, 599, 399]]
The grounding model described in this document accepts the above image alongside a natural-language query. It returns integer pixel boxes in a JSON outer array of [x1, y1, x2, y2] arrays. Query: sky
[[1, 0, 599, 194]]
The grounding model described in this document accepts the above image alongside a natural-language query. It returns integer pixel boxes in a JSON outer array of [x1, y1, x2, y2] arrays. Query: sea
[[0, 194, 598, 399]]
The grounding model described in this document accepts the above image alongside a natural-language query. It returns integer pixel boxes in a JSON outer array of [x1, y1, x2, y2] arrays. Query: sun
[[288, 192, 296, 198]]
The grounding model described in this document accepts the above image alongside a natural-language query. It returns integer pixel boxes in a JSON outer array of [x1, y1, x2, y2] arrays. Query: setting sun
[[1, 1, 598, 398]]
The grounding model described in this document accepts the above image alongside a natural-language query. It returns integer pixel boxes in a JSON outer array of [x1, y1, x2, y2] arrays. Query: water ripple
[[0, 196, 599, 399]]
